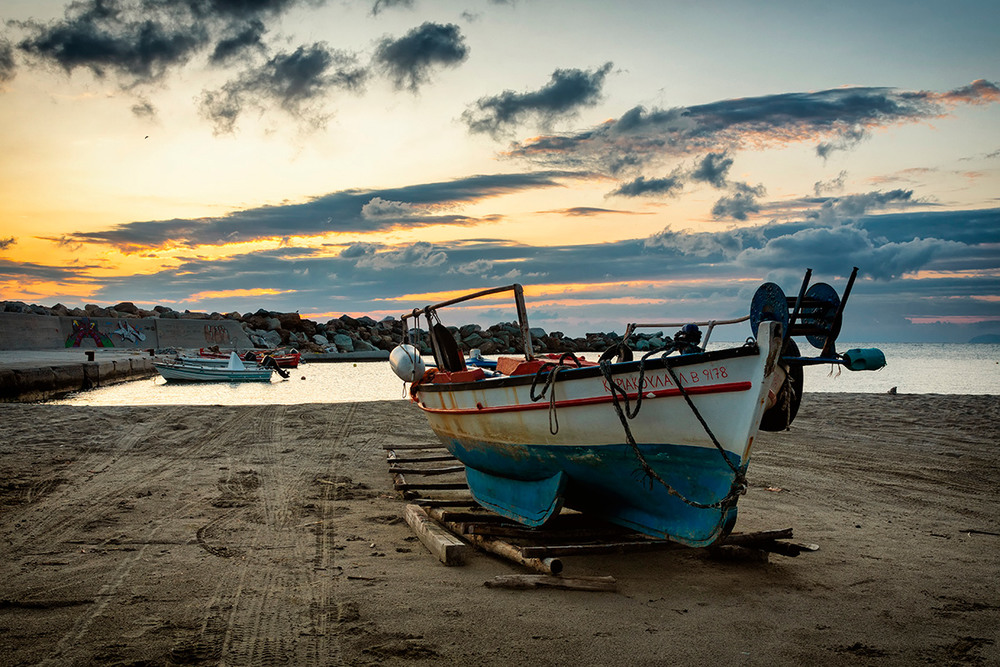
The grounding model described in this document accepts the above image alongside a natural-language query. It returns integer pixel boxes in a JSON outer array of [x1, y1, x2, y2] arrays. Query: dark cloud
[[557, 207, 639, 217], [15, 206, 992, 342], [0, 236, 16, 250], [690, 152, 733, 188], [814, 170, 848, 196], [735, 223, 964, 280], [711, 182, 766, 220], [131, 97, 156, 118], [12, 0, 322, 125], [0, 38, 15, 83], [210, 19, 267, 64], [507, 81, 1000, 176], [608, 174, 683, 198], [807, 189, 914, 224], [373, 22, 469, 92], [462, 62, 613, 137], [0, 257, 99, 282], [371, 0, 414, 16], [199, 43, 367, 133], [59, 171, 586, 249], [16, 1, 211, 85]]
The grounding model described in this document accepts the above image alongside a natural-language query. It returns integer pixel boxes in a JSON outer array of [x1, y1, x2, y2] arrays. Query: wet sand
[[0, 394, 997, 665]]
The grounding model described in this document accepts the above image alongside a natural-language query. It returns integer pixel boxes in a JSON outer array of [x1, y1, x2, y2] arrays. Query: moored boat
[[390, 268, 885, 547], [154, 352, 275, 382], [198, 347, 301, 368]]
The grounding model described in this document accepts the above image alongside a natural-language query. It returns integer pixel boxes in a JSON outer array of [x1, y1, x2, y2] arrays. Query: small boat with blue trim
[[390, 268, 885, 547], [154, 351, 279, 382]]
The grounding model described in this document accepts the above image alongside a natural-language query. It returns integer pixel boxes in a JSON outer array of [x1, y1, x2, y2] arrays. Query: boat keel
[[464, 467, 566, 527]]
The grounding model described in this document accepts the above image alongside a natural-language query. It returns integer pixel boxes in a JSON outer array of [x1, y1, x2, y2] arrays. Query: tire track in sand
[[174, 402, 357, 666]]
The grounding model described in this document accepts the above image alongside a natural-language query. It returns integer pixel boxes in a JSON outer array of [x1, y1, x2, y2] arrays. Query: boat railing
[[623, 315, 750, 351], [401, 284, 535, 370]]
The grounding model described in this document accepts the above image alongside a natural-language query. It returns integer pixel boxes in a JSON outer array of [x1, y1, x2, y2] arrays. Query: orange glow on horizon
[[183, 288, 298, 302]]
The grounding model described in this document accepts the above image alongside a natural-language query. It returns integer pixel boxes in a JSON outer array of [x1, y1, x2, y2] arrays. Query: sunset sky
[[1, 0, 998, 342]]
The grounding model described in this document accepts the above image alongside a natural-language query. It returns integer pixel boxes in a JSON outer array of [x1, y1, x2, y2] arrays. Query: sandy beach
[[1, 393, 997, 665]]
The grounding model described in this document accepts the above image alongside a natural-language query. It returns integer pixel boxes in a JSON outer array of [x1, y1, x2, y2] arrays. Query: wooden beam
[[721, 528, 794, 545], [519, 540, 679, 558], [394, 482, 469, 491], [384, 443, 446, 451], [484, 575, 617, 592], [403, 504, 468, 566], [387, 465, 466, 476], [463, 533, 563, 575], [411, 498, 477, 508], [386, 454, 457, 464]]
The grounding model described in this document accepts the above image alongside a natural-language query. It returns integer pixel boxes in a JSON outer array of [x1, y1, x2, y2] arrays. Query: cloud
[[17, 1, 210, 85], [608, 174, 683, 198], [735, 224, 964, 280], [199, 43, 367, 133], [554, 207, 642, 217], [12, 0, 325, 125], [449, 259, 495, 275], [131, 97, 156, 119], [371, 0, 414, 15], [373, 22, 469, 92], [361, 197, 423, 218], [690, 152, 733, 188], [507, 81, 1000, 176], [0, 38, 15, 83], [353, 241, 447, 270], [339, 242, 379, 258], [816, 124, 868, 159], [59, 171, 585, 249], [17, 206, 993, 342], [210, 19, 267, 65], [462, 62, 613, 137], [711, 182, 766, 220], [808, 188, 914, 224], [814, 170, 848, 196], [644, 227, 754, 259]]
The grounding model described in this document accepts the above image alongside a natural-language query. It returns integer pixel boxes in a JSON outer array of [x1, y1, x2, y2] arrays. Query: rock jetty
[[1, 300, 675, 356]]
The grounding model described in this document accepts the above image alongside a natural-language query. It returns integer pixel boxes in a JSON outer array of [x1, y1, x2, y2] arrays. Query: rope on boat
[[529, 353, 583, 434], [598, 342, 748, 511]]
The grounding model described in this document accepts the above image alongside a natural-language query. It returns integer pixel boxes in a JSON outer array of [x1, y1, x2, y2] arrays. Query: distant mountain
[[969, 334, 1000, 344]]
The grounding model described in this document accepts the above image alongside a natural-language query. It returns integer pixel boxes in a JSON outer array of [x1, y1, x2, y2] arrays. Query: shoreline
[[1, 394, 997, 665]]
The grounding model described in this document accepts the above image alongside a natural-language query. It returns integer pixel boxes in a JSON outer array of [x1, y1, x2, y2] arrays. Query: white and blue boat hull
[[411, 322, 783, 546]]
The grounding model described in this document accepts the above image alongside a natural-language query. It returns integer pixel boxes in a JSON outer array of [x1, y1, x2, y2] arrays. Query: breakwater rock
[[1, 300, 674, 356]]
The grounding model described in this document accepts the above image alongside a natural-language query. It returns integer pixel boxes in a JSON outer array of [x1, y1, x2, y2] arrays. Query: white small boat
[[154, 352, 274, 382]]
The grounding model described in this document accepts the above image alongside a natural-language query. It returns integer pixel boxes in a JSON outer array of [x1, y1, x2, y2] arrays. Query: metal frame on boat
[[391, 269, 884, 547]]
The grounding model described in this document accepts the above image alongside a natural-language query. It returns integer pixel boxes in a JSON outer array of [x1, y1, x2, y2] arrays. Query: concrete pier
[[0, 312, 256, 401], [0, 350, 162, 402]]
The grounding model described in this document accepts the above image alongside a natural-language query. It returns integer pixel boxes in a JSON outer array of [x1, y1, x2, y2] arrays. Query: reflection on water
[[51, 343, 1000, 406], [53, 361, 411, 406]]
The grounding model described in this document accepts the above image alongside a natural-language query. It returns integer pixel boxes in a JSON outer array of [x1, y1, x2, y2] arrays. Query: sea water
[[51, 343, 999, 406]]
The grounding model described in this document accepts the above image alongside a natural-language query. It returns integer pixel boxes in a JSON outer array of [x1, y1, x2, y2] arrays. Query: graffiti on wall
[[65, 318, 151, 347], [204, 324, 232, 345], [65, 318, 115, 347], [113, 321, 147, 343]]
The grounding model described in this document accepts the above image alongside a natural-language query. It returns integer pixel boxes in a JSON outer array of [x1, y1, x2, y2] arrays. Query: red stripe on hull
[[418, 381, 753, 415]]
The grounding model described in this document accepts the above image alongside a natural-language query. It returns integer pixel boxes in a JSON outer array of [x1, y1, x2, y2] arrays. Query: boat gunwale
[[415, 343, 760, 393]]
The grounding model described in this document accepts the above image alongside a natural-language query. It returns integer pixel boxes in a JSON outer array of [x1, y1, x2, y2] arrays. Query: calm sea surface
[[51, 343, 999, 406]]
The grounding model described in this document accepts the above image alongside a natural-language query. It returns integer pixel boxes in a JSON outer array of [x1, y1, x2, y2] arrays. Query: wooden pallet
[[386, 444, 816, 578]]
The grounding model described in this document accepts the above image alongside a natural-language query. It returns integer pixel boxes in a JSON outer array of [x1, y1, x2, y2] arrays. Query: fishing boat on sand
[[154, 351, 281, 383], [390, 268, 885, 547]]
